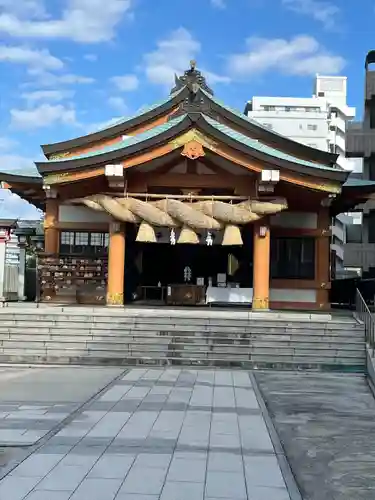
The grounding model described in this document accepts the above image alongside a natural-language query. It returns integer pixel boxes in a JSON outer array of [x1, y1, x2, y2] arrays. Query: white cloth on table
[[206, 286, 253, 304]]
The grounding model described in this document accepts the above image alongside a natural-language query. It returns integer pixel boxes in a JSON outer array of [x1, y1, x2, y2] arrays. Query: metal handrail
[[355, 288, 375, 356]]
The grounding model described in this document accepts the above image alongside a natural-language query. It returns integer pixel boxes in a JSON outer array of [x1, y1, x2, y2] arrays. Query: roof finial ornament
[[170, 60, 214, 96]]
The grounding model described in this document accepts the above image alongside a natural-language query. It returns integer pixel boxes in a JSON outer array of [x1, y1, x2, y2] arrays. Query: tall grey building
[[345, 51, 375, 274], [245, 75, 356, 273]]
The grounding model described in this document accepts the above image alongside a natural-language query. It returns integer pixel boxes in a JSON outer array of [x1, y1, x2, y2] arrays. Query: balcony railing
[[346, 122, 375, 157]]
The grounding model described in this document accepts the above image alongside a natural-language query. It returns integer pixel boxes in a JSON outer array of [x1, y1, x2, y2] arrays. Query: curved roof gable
[[41, 87, 188, 158]]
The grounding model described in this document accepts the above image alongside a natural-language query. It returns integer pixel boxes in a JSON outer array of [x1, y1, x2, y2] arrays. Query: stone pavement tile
[[119, 466, 167, 495], [116, 496, 158, 500], [246, 486, 290, 500], [10, 453, 65, 478], [59, 452, 102, 468], [0, 429, 47, 445], [238, 415, 274, 452], [232, 371, 252, 388], [160, 481, 204, 500], [121, 369, 148, 381], [208, 452, 243, 472], [99, 385, 132, 403], [87, 454, 135, 479], [35, 465, 90, 491], [133, 453, 172, 470], [25, 491, 71, 500], [86, 412, 131, 438], [0, 475, 42, 500], [173, 450, 207, 461], [244, 456, 286, 488], [214, 371, 233, 387], [69, 477, 123, 500], [166, 458, 206, 483], [234, 388, 259, 410], [124, 387, 151, 400], [210, 433, 241, 449], [205, 471, 247, 499]]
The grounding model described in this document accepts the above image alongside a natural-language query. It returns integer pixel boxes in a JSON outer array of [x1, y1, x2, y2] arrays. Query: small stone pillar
[[0, 229, 7, 303], [15, 228, 33, 302], [252, 221, 271, 310], [107, 222, 125, 306]]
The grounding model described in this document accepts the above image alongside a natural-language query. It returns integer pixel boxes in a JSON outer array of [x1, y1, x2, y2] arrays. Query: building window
[[262, 122, 273, 129], [285, 106, 292, 112], [59, 231, 109, 256], [271, 237, 315, 279], [307, 124, 318, 131], [345, 225, 362, 244], [263, 105, 275, 111], [368, 211, 375, 244]]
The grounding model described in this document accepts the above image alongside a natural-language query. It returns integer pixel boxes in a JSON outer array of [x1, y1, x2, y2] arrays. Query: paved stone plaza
[[0, 368, 292, 500]]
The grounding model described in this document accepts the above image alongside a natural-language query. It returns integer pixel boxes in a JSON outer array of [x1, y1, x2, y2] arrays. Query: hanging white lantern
[[170, 228, 176, 245], [206, 231, 213, 246]]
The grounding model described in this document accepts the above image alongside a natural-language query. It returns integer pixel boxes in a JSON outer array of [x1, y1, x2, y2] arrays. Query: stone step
[[0, 320, 363, 335], [0, 353, 363, 368], [0, 337, 365, 351], [0, 315, 362, 329], [0, 332, 364, 347], [0, 346, 363, 361]]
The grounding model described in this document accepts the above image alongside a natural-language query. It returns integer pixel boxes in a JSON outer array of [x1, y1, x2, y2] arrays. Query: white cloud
[[142, 27, 229, 88], [283, 0, 340, 29], [227, 35, 346, 78], [0, 0, 47, 20], [108, 96, 127, 113], [211, 0, 226, 8], [24, 69, 95, 87], [110, 74, 139, 91], [0, 0, 133, 43], [143, 28, 200, 86], [0, 189, 41, 219], [0, 45, 63, 70], [84, 53, 97, 61], [21, 89, 73, 102], [10, 103, 78, 129]]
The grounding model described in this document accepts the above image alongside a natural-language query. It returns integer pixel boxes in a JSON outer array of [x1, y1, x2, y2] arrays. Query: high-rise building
[[245, 74, 356, 272], [345, 51, 375, 274]]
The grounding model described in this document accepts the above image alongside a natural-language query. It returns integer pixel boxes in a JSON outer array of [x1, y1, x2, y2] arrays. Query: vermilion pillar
[[44, 198, 59, 254], [107, 222, 125, 306], [252, 221, 271, 310]]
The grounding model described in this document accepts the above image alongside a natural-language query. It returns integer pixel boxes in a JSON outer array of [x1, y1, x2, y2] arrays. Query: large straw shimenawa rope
[[78, 195, 287, 244]]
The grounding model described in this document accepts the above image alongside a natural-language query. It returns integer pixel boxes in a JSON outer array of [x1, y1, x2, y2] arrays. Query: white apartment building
[[245, 75, 356, 272]]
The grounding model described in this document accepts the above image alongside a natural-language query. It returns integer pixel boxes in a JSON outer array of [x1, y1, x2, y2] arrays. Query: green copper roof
[[201, 89, 290, 136], [49, 114, 187, 162], [343, 178, 375, 188], [202, 115, 339, 171], [0, 167, 41, 178], [96, 87, 185, 132]]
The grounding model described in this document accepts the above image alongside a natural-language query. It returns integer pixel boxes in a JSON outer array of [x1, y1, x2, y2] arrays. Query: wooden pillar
[[44, 199, 59, 254], [252, 220, 271, 310], [316, 209, 331, 310], [107, 222, 125, 306]]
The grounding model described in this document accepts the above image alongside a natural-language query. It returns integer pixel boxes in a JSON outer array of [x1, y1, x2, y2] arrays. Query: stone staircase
[[0, 306, 366, 371]]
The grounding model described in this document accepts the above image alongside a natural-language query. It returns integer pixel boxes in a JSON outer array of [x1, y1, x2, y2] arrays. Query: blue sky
[[0, 0, 373, 218]]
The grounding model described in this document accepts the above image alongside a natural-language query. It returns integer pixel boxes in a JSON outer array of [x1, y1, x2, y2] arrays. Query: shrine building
[[1, 62, 373, 310]]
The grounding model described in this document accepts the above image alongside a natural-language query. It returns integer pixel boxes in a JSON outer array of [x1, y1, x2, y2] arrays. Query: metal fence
[[355, 289, 375, 356]]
